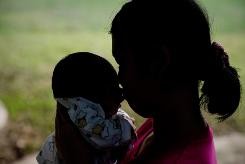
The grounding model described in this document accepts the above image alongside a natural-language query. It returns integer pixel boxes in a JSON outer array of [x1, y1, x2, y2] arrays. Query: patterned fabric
[[36, 133, 61, 164], [36, 97, 136, 164]]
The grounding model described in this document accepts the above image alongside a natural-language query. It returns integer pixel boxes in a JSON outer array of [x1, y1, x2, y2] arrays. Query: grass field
[[0, 0, 244, 154]]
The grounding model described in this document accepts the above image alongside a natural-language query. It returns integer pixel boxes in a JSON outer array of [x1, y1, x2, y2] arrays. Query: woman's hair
[[52, 52, 119, 103], [110, 0, 241, 120]]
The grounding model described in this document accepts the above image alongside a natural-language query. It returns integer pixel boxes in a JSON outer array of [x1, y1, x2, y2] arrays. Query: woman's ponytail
[[201, 42, 241, 121]]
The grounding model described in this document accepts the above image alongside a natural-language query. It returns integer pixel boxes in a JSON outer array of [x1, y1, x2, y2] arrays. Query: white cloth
[[36, 97, 135, 164]]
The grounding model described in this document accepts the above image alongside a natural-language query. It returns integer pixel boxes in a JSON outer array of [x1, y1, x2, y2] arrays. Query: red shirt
[[121, 119, 217, 164]]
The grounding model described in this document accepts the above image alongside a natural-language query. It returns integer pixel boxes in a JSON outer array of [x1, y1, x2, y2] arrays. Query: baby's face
[[100, 85, 124, 118]]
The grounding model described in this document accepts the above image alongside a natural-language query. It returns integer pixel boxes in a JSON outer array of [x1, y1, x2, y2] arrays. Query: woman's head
[[111, 0, 212, 79], [110, 0, 241, 120], [52, 52, 123, 116]]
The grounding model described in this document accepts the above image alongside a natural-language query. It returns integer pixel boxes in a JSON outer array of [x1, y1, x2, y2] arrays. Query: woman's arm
[[55, 103, 93, 163]]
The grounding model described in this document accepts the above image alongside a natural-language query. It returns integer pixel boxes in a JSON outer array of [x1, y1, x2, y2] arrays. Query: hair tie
[[211, 42, 230, 69]]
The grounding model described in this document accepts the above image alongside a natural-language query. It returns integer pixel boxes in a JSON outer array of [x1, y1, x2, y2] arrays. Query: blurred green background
[[0, 0, 244, 158]]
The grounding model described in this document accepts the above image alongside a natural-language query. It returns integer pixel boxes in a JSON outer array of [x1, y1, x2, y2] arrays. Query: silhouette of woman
[[55, 0, 241, 163]]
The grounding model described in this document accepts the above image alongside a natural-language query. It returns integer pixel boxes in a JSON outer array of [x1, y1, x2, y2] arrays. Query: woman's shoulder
[[177, 126, 217, 164], [152, 126, 217, 164], [121, 122, 217, 164]]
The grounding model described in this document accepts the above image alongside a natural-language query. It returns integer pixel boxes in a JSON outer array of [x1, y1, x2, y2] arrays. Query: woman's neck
[[152, 88, 207, 151]]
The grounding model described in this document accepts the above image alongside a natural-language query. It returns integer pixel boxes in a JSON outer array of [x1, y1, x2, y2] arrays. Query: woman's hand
[[55, 103, 93, 163]]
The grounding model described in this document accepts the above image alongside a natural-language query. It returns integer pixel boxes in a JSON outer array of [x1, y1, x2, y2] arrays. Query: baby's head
[[52, 52, 123, 117]]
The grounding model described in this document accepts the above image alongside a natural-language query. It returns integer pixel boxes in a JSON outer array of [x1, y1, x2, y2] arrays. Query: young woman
[[110, 0, 241, 163]]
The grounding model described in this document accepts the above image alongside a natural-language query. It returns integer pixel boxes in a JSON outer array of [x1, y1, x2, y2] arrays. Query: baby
[[36, 52, 135, 164]]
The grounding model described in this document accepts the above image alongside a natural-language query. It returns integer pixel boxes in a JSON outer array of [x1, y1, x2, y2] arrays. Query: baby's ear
[[148, 45, 171, 79]]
